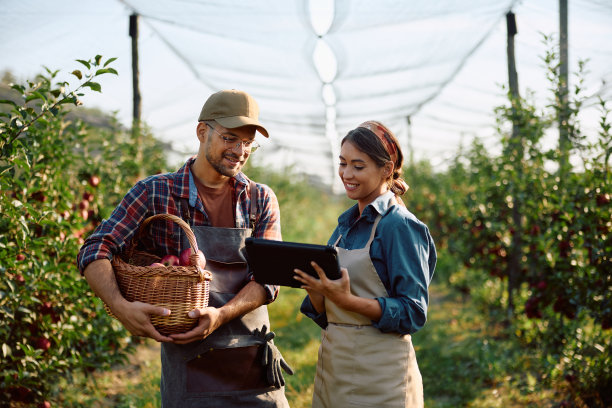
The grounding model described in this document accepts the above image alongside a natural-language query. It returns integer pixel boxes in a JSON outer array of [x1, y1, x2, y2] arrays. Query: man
[[77, 89, 291, 407]]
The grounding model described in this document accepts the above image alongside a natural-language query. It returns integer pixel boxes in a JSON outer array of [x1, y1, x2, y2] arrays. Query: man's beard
[[206, 148, 244, 178]]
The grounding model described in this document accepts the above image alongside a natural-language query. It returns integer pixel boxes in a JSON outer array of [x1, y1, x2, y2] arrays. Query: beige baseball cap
[[198, 89, 269, 137]]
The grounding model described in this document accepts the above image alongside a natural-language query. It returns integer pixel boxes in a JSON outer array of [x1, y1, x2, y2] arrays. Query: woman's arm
[[372, 214, 436, 334]]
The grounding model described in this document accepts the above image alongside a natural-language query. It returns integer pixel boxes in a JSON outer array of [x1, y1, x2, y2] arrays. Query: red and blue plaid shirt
[[77, 157, 281, 302]]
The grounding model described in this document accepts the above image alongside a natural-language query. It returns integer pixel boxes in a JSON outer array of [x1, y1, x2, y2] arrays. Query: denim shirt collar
[[338, 190, 395, 226]]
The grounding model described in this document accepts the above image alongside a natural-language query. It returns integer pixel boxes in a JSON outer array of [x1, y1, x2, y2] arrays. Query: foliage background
[[1, 47, 610, 407]]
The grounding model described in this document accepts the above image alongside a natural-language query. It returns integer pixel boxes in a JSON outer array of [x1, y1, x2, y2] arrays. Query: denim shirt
[[300, 191, 437, 335]]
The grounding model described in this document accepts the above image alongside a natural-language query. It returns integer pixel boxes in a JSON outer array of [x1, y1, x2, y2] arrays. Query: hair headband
[[358, 121, 398, 165]]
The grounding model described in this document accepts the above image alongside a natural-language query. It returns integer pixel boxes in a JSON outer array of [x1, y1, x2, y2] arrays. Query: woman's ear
[[384, 161, 394, 179]]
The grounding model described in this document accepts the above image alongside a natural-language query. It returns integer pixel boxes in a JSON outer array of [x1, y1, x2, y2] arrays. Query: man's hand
[[84, 259, 174, 342], [112, 299, 174, 343], [168, 281, 267, 344], [168, 306, 223, 344]]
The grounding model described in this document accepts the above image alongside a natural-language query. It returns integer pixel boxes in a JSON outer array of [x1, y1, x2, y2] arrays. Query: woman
[[295, 121, 436, 408]]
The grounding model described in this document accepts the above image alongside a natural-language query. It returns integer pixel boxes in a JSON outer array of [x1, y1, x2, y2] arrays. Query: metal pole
[[559, 0, 570, 176]]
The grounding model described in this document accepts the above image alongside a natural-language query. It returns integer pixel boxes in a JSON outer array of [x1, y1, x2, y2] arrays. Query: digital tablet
[[244, 237, 341, 288]]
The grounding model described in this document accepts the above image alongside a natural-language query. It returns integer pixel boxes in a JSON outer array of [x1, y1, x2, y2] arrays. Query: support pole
[[129, 13, 143, 179], [406, 116, 413, 167], [558, 0, 570, 177], [506, 11, 522, 318]]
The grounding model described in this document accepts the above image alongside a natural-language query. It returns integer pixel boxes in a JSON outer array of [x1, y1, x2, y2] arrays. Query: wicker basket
[[105, 214, 212, 335]]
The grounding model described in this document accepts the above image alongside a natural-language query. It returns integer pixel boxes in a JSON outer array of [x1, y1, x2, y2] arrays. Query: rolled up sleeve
[[77, 182, 149, 273], [373, 218, 436, 334]]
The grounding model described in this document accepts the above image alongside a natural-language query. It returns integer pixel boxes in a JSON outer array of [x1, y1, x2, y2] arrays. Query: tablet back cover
[[245, 238, 340, 288]]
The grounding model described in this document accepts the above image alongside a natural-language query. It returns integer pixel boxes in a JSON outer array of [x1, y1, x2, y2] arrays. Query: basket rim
[[117, 213, 211, 281]]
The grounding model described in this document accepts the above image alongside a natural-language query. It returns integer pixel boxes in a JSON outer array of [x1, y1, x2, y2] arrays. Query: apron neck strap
[[333, 210, 385, 248], [248, 180, 258, 232], [365, 214, 383, 247]]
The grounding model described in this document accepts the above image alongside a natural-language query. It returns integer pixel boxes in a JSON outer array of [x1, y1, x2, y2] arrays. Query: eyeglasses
[[208, 124, 260, 153]]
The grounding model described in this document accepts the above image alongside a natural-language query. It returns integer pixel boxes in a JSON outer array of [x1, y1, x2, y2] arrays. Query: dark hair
[[341, 123, 408, 196]]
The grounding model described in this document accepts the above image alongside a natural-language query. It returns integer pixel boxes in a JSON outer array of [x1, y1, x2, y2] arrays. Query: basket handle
[[131, 213, 211, 281]]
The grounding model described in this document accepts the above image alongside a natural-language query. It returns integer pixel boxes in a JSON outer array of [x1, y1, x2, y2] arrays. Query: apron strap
[[364, 197, 396, 247], [248, 180, 258, 232], [365, 214, 383, 247], [333, 234, 342, 247], [333, 200, 390, 249]]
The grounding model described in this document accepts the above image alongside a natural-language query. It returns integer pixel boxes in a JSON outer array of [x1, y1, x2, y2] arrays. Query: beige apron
[[312, 213, 424, 408]]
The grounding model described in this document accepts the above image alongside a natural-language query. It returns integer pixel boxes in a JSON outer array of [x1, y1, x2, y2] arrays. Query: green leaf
[[84, 82, 102, 92], [58, 95, 77, 105], [25, 91, 47, 103], [0, 99, 18, 107], [104, 57, 118, 67], [11, 83, 25, 93], [76, 59, 91, 69], [95, 55, 102, 65], [106, 67, 118, 75], [1, 343, 10, 358], [71, 70, 83, 80]]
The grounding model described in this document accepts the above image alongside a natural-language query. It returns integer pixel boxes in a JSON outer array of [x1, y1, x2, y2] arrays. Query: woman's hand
[[294, 262, 352, 310]]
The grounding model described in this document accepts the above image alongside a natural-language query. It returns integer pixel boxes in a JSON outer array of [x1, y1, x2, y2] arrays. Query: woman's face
[[338, 141, 390, 213]]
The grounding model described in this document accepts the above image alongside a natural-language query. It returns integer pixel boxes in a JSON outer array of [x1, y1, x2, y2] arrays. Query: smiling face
[[339, 140, 392, 214], [197, 121, 256, 179]]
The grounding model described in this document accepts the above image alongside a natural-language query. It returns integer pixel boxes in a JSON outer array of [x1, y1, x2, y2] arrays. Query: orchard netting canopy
[[2, 0, 612, 189]]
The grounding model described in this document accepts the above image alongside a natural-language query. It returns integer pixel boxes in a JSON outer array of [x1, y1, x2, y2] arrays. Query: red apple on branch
[[88, 175, 100, 187], [35, 337, 51, 351]]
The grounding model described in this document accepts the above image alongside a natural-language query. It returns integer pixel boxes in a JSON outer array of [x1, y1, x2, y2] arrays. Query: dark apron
[[160, 184, 288, 408]]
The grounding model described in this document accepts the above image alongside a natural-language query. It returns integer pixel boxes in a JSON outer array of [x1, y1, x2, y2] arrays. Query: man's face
[[202, 123, 257, 178]]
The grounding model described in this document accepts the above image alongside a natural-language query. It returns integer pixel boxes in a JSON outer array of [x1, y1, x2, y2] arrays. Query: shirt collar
[[176, 157, 250, 205], [338, 190, 395, 225]]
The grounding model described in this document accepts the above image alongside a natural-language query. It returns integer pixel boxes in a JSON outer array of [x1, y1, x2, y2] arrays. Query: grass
[[61, 283, 563, 407], [415, 284, 559, 408]]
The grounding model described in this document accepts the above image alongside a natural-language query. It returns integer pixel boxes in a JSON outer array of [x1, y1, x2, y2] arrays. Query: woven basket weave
[[106, 214, 212, 335]]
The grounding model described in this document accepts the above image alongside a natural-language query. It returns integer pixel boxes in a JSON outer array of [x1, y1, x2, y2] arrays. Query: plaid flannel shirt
[[77, 157, 281, 302]]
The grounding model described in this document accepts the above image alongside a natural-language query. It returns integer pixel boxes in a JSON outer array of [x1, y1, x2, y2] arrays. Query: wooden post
[[129, 13, 143, 179], [558, 0, 570, 177], [506, 11, 522, 318], [406, 115, 413, 167]]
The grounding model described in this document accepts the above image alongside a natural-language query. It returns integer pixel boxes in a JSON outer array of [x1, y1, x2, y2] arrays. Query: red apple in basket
[[160, 254, 180, 266], [179, 248, 206, 269], [150, 262, 165, 268]]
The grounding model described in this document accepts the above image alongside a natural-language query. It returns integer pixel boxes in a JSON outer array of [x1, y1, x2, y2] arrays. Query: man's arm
[[169, 280, 267, 344], [84, 259, 174, 342]]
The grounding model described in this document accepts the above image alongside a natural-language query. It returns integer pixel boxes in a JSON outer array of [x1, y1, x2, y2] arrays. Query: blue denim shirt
[[300, 191, 436, 334]]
